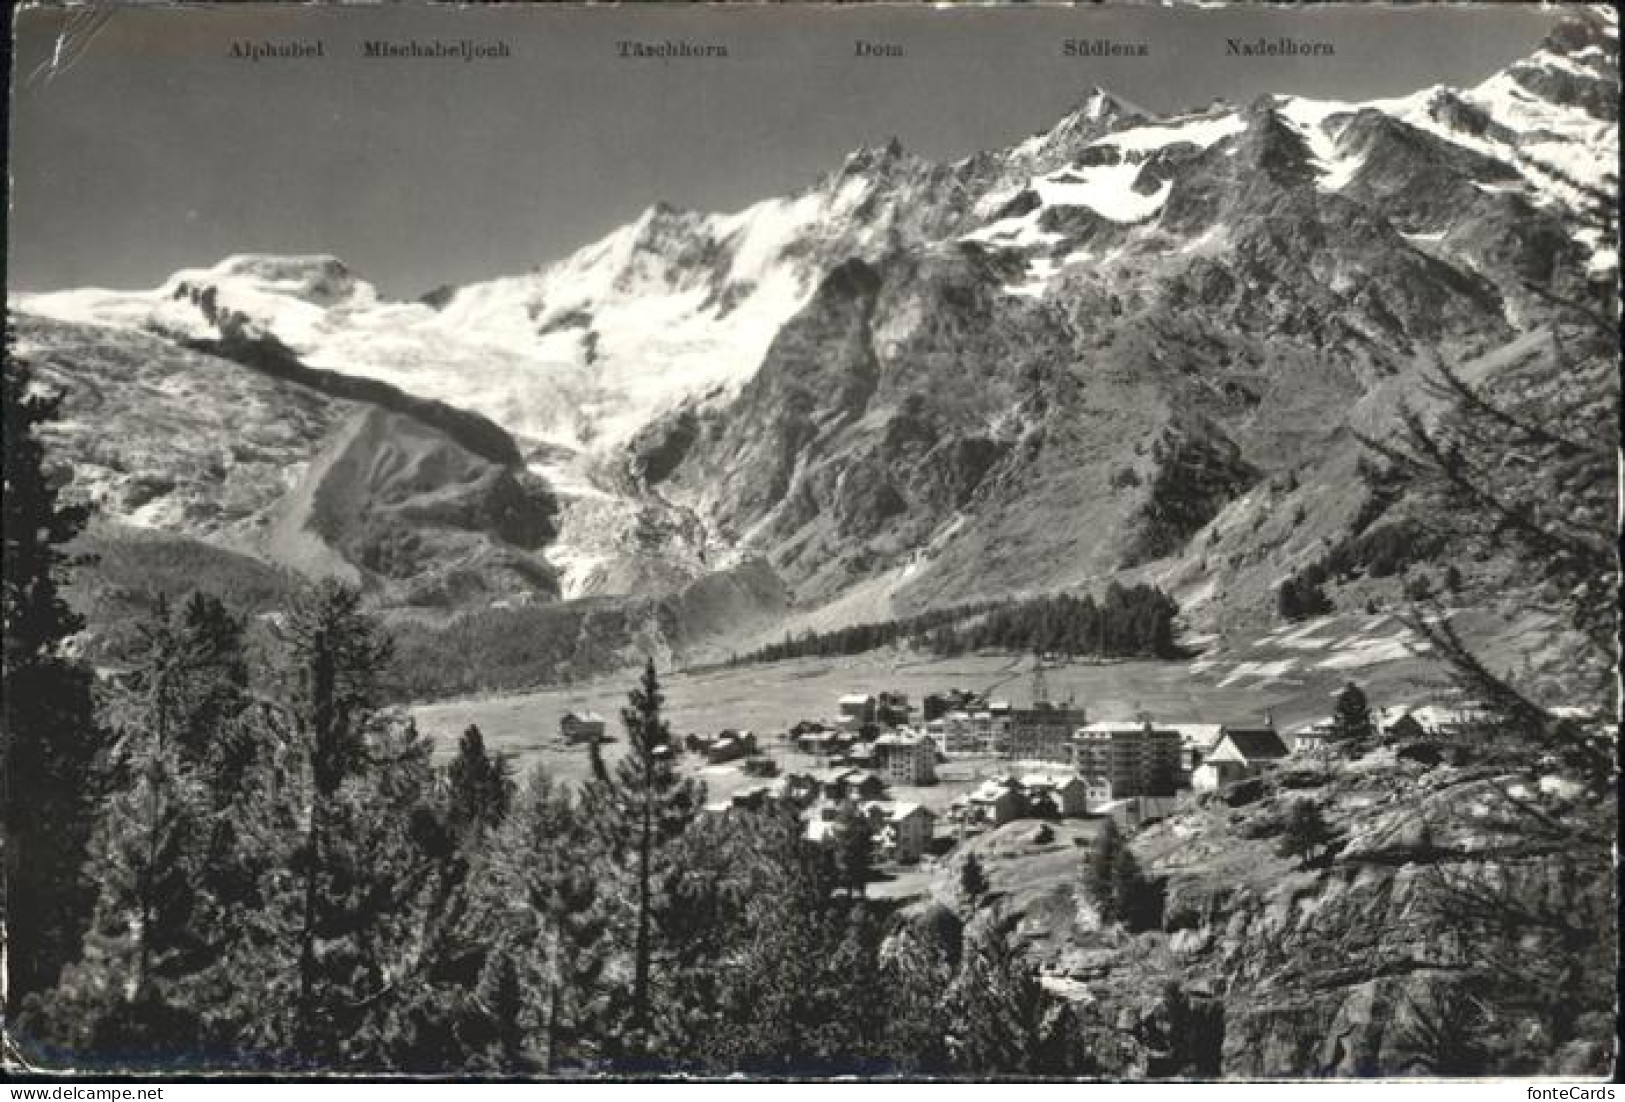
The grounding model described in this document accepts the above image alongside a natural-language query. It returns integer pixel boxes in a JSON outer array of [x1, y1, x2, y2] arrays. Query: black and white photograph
[[3, 1, 1618, 1082]]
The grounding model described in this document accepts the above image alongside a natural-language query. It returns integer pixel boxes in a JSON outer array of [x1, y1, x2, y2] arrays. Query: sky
[[7, 3, 1568, 298]]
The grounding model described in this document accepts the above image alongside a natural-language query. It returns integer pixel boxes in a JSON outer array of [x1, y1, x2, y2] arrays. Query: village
[[555, 663, 1487, 873]]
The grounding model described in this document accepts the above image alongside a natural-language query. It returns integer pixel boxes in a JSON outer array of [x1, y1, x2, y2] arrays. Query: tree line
[[727, 601, 999, 666], [924, 585, 1181, 660], [732, 583, 1182, 667]]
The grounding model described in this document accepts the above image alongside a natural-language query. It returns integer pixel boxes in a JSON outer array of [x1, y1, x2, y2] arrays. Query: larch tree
[[3, 349, 104, 1014], [582, 658, 702, 1060]]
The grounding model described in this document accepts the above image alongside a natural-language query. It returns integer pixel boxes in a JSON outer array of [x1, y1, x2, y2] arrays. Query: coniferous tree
[[833, 802, 876, 898], [582, 658, 702, 1060], [29, 596, 252, 1063], [1351, 195, 1617, 1072], [959, 852, 990, 905], [1331, 681, 1375, 746], [1278, 800, 1333, 865], [1082, 819, 1152, 931], [948, 912, 1066, 1074], [1109, 844, 1153, 931], [1140, 981, 1225, 1077], [1082, 819, 1121, 925], [880, 906, 960, 1074], [445, 724, 513, 843], [477, 767, 614, 1072], [4, 350, 105, 1014], [249, 579, 428, 1065]]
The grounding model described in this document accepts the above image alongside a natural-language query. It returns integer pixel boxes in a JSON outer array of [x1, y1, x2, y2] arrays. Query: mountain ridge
[[11, 11, 1617, 686]]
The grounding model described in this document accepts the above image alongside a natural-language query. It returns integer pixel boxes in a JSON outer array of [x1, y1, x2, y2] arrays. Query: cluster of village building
[[558, 686, 1483, 868]]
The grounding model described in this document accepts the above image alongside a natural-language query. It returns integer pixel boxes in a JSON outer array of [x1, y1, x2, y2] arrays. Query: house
[[560, 710, 607, 744], [1072, 720, 1183, 797], [1191, 727, 1291, 791], [729, 784, 774, 812], [1383, 703, 1486, 738], [805, 818, 839, 844], [778, 772, 821, 807], [1174, 723, 1226, 773], [876, 691, 913, 728], [864, 802, 936, 864], [874, 731, 938, 786], [1079, 774, 1114, 810], [798, 730, 853, 758], [844, 741, 879, 769], [1291, 718, 1338, 757], [837, 694, 877, 726], [706, 730, 757, 764], [965, 777, 1025, 826], [1020, 773, 1090, 817], [816, 767, 887, 803]]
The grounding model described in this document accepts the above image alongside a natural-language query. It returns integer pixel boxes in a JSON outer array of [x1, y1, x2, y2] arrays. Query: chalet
[[1175, 723, 1226, 773], [837, 693, 878, 726], [1191, 727, 1291, 791], [729, 784, 774, 812], [861, 801, 936, 863], [816, 767, 887, 803], [805, 818, 839, 844], [560, 710, 607, 744], [963, 777, 1024, 827], [1020, 773, 1090, 817], [876, 691, 913, 728], [798, 730, 854, 758], [706, 730, 757, 764], [925, 688, 990, 723], [1079, 774, 1114, 809], [779, 772, 821, 807], [1383, 703, 1486, 738], [844, 741, 879, 769], [1291, 718, 1337, 757], [874, 731, 938, 786]]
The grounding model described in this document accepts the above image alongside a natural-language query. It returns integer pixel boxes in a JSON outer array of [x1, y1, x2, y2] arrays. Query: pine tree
[[3, 350, 105, 1013], [1278, 799, 1333, 865], [1352, 226, 1617, 1071], [959, 851, 990, 904], [477, 767, 614, 1072], [833, 802, 876, 898], [880, 906, 960, 1073], [1109, 843, 1152, 931], [1082, 819, 1152, 931], [256, 580, 403, 1064], [583, 658, 702, 1060], [949, 912, 1062, 1074], [1083, 819, 1121, 925], [28, 596, 253, 1063], [1331, 681, 1375, 746], [446, 724, 512, 843]]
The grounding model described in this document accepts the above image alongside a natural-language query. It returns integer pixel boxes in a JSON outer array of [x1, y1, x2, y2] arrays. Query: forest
[[732, 584, 1183, 667]]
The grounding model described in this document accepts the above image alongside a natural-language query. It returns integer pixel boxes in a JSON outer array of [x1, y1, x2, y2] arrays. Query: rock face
[[1061, 754, 1618, 1077], [10, 312, 562, 655]]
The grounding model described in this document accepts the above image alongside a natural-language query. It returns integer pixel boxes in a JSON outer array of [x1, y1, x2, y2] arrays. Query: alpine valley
[[11, 11, 1618, 696]]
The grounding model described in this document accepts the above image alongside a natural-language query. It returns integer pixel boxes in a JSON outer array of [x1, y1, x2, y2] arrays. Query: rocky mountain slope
[[11, 11, 1616, 680]]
